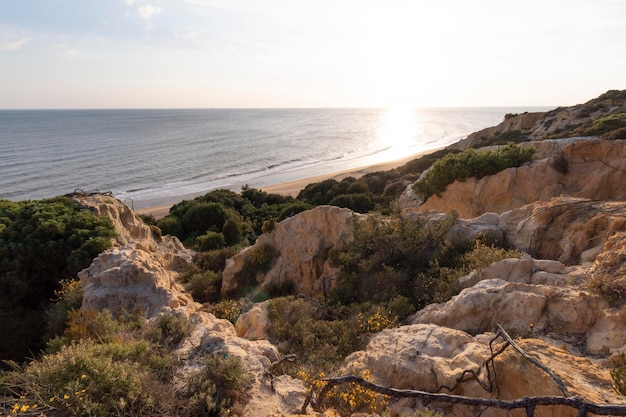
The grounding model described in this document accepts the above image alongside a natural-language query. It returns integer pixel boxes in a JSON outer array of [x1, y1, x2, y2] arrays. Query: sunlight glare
[[376, 107, 418, 159]]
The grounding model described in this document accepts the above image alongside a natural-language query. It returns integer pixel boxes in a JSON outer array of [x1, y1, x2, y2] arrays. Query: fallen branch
[[312, 375, 626, 416], [495, 323, 570, 397], [264, 354, 297, 392]]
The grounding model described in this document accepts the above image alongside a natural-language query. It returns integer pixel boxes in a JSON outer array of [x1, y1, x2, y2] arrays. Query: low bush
[[145, 313, 193, 348], [184, 352, 252, 417], [582, 113, 626, 135], [195, 231, 226, 251], [187, 270, 222, 303], [228, 244, 278, 298], [413, 144, 536, 200]]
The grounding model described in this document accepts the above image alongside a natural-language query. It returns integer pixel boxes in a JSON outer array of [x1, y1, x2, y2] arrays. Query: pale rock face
[[222, 206, 355, 298], [407, 139, 626, 219], [235, 301, 270, 340], [74, 194, 195, 317], [344, 324, 621, 417]]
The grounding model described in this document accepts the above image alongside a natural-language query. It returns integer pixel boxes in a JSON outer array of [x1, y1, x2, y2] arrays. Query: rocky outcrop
[[73, 194, 308, 417], [73, 194, 195, 316], [343, 324, 623, 417], [222, 206, 355, 298], [452, 111, 545, 150], [409, 139, 626, 218]]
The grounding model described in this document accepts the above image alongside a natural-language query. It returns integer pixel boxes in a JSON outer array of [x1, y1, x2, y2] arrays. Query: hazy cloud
[[0, 37, 32, 51], [138, 5, 162, 21]]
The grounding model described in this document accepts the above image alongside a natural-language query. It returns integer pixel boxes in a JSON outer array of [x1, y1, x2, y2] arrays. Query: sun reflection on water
[[376, 107, 419, 160]]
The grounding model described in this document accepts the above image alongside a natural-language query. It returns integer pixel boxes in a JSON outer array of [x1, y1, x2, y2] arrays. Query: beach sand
[[136, 147, 443, 219]]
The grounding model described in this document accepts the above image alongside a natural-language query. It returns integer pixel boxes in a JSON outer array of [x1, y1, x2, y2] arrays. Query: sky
[[0, 0, 625, 109]]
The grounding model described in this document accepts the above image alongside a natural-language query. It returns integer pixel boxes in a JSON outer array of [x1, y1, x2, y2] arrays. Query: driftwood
[[305, 323, 626, 416]]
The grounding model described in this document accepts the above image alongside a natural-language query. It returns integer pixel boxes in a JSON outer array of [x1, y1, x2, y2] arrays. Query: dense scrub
[[413, 143, 536, 200], [154, 187, 311, 249], [0, 309, 250, 417], [0, 197, 115, 363]]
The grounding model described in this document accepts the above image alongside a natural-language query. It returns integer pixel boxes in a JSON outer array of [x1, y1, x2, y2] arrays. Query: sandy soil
[[136, 147, 443, 219]]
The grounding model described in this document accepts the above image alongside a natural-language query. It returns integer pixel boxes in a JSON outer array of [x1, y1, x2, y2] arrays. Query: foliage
[[1, 340, 177, 417], [184, 352, 252, 417], [44, 279, 84, 342], [0, 197, 115, 362], [267, 297, 397, 372], [145, 313, 193, 348], [585, 272, 626, 306], [196, 231, 226, 251], [298, 367, 389, 416], [610, 353, 626, 396], [330, 213, 460, 310], [581, 113, 626, 136], [413, 144, 536, 200], [187, 270, 223, 303], [229, 243, 278, 298], [212, 300, 242, 323]]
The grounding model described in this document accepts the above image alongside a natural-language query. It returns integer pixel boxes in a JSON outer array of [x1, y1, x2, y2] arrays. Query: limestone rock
[[74, 194, 194, 317], [171, 309, 308, 417], [222, 206, 354, 298], [235, 301, 270, 340], [344, 324, 623, 417], [410, 139, 626, 219]]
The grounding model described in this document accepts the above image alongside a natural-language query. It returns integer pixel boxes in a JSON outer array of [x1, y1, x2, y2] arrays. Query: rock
[[75, 194, 194, 317], [410, 139, 626, 219], [344, 324, 623, 417], [222, 206, 355, 298], [235, 301, 270, 340]]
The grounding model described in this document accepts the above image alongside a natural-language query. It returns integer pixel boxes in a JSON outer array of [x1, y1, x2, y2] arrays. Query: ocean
[[0, 107, 547, 209]]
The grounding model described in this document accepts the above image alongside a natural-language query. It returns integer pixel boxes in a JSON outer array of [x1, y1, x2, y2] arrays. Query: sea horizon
[[0, 106, 551, 208]]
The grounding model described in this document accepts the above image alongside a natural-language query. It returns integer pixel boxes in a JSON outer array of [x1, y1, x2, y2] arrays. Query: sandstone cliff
[[71, 91, 626, 417]]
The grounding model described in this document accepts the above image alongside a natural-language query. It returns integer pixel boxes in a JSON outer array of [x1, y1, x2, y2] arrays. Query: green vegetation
[[0, 197, 115, 363], [1, 308, 249, 417], [581, 113, 626, 136], [413, 143, 536, 200]]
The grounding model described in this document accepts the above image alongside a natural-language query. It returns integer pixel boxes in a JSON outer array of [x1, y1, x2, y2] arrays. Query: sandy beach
[[136, 147, 443, 219]]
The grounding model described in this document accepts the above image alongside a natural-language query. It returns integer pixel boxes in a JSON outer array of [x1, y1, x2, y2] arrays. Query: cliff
[[71, 90, 626, 417]]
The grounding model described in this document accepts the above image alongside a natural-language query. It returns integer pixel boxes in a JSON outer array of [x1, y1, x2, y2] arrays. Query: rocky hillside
[[70, 91, 626, 417]]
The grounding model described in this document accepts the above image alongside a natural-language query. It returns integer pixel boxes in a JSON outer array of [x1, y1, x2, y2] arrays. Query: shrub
[[586, 273, 626, 306], [0, 197, 115, 361], [230, 244, 278, 297], [192, 247, 237, 273], [62, 309, 122, 343], [156, 215, 183, 236], [413, 144, 536, 200], [1, 340, 176, 417], [330, 213, 458, 310], [44, 279, 84, 342], [328, 193, 374, 213], [184, 352, 252, 417], [187, 270, 222, 303], [277, 201, 311, 221], [582, 113, 626, 135], [195, 231, 226, 251], [212, 300, 241, 323], [146, 313, 193, 348]]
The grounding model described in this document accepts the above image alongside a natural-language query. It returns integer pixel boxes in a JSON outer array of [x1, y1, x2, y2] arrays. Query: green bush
[[1, 340, 177, 417], [328, 193, 374, 213], [330, 213, 459, 310], [228, 243, 278, 298], [0, 197, 115, 362], [187, 270, 222, 303], [184, 352, 252, 417], [156, 215, 183, 236], [582, 113, 626, 135], [146, 313, 193, 348], [413, 144, 536, 200], [196, 231, 226, 251]]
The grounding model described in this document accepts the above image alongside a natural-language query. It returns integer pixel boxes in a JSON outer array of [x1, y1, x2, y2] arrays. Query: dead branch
[[495, 323, 570, 397], [312, 375, 626, 416], [264, 354, 297, 392]]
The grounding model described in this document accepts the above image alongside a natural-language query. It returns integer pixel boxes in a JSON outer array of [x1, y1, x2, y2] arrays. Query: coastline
[[136, 147, 443, 219]]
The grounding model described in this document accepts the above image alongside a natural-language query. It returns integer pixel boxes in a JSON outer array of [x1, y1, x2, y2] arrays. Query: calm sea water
[[0, 107, 547, 208]]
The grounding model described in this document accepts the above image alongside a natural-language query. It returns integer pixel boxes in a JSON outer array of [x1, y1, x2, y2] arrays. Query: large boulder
[[222, 206, 355, 298], [343, 324, 623, 417]]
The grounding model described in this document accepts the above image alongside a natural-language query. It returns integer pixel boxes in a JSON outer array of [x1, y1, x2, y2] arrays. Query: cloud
[[138, 5, 162, 21], [0, 37, 32, 51], [125, 0, 135, 4], [56, 44, 80, 57]]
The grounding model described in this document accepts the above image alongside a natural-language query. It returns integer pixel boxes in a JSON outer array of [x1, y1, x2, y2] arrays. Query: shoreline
[[136, 147, 444, 219]]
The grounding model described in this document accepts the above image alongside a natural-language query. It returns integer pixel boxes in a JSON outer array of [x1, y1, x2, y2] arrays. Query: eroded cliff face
[[406, 138, 626, 219], [73, 193, 308, 417]]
